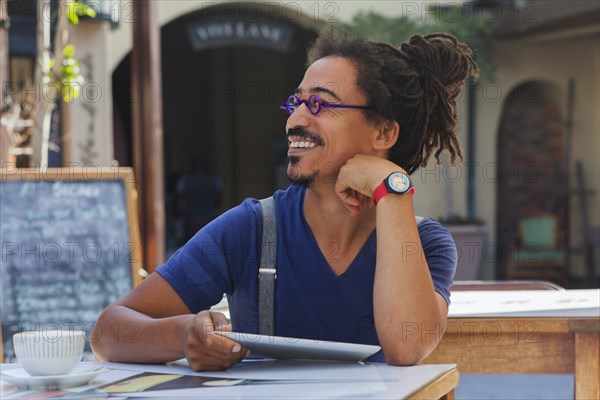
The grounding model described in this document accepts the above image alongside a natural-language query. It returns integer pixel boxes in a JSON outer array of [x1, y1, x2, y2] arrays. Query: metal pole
[[466, 76, 476, 220], [565, 79, 574, 286], [465, 1, 477, 221], [0, 0, 9, 164]]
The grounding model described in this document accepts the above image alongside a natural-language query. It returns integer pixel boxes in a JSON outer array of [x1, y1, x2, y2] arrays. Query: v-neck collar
[[298, 187, 376, 280]]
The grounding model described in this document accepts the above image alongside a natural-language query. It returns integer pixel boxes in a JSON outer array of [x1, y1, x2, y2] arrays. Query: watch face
[[388, 172, 411, 193]]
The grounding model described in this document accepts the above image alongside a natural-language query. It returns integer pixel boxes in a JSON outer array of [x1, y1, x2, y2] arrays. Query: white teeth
[[289, 141, 316, 148]]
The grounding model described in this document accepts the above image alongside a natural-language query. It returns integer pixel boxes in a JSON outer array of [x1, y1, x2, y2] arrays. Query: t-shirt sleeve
[[156, 199, 260, 313], [418, 219, 457, 305]]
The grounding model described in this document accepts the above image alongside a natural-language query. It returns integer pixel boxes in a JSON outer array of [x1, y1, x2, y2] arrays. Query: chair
[[582, 226, 600, 285], [506, 214, 568, 287]]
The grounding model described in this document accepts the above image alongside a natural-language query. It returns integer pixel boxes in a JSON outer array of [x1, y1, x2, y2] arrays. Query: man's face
[[285, 56, 378, 186]]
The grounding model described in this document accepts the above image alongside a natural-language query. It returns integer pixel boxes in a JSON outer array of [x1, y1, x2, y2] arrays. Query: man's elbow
[[90, 343, 108, 362], [383, 343, 436, 366], [89, 305, 118, 362], [384, 351, 422, 366]]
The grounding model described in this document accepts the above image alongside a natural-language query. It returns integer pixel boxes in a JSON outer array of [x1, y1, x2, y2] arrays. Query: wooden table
[[1, 360, 459, 399], [407, 367, 459, 400], [422, 316, 599, 399]]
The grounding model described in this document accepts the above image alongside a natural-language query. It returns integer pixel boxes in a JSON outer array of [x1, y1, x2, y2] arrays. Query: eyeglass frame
[[280, 94, 369, 116]]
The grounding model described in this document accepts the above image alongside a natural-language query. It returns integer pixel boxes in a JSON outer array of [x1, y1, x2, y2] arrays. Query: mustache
[[286, 128, 324, 146]]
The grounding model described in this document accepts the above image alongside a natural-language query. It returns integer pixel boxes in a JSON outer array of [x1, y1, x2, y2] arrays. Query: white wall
[[106, 0, 470, 70], [101, 0, 599, 278], [473, 29, 600, 278], [67, 22, 114, 166]]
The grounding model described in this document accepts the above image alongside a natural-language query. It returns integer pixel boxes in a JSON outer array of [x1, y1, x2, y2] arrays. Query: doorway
[[495, 81, 567, 280], [112, 3, 318, 253]]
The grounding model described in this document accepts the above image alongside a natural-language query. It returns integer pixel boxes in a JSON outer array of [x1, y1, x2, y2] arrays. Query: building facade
[[4, 0, 599, 281]]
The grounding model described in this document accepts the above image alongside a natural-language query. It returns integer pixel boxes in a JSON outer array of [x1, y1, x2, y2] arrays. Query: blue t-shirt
[[157, 184, 457, 362]]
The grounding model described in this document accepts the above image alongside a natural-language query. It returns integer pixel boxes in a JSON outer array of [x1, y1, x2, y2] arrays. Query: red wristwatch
[[373, 172, 414, 205]]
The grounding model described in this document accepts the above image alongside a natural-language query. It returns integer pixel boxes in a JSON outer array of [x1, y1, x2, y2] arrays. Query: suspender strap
[[258, 197, 277, 336], [256, 196, 422, 336]]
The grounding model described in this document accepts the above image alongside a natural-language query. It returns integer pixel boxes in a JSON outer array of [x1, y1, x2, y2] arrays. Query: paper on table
[[118, 380, 387, 399], [449, 289, 600, 317], [104, 360, 381, 381], [96, 361, 457, 399]]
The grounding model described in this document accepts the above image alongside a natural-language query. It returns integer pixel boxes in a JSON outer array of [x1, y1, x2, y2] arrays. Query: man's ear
[[373, 120, 399, 151]]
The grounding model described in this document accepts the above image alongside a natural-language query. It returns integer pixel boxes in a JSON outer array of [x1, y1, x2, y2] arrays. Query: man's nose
[[286, 104, 312, 130]]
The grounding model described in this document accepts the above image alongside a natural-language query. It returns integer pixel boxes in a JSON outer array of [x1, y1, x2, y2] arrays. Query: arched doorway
[[112, 3, 318, 252], [495, 81, 567, 280]]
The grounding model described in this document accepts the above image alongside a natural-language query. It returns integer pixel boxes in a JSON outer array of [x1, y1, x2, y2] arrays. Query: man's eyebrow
[[310, 87, 341, 101], [293, 86, 341, 102]]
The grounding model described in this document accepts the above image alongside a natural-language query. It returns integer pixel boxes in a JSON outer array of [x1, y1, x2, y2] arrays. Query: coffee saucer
[[1, 364, 106, 389]]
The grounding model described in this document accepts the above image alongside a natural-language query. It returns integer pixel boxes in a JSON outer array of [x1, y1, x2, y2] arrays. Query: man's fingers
[[188, 351, 244, 372], [204, 334, 246, 358], [191, 315, 215, 343], [187, 334, 247, 363], [209, 311, 231, 331], [184, 311, 247, 372]]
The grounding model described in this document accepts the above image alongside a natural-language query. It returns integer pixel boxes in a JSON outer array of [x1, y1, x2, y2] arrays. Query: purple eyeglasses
[[280, 94, 369, 115]]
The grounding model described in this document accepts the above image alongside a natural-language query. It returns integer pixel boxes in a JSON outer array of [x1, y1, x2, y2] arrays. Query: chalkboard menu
[[0, 168, 142, 362]]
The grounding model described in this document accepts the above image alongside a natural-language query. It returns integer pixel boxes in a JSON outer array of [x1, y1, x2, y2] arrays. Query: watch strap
[[373, 180, 415, 205], [373, 181, 389, 205]]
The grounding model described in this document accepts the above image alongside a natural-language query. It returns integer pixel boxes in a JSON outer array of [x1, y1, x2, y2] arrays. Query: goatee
[[287, 156, 317, 187]]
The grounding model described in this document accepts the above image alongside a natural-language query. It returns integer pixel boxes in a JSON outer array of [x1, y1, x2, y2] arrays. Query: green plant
[[66, 1, 97, 24], [43, 44, 85, 102], [32, 0, 97, 166], [42, 2, 96, 102], [341, 6, 495, 81]]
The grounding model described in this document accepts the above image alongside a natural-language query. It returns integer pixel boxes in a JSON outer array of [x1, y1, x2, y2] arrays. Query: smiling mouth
[[287, 132, 323, 150], [288, 139, 317, 149]]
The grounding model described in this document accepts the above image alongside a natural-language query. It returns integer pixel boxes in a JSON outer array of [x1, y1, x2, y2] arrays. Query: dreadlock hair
[[307, 27, 479, 175]]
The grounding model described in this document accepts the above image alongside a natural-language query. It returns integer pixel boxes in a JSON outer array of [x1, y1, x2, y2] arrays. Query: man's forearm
[[373, 194, 445, 365], [91, 304, 193, 363]]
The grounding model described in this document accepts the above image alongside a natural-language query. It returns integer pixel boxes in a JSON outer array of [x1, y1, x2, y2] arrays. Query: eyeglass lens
[[307, 96, 320, 113], [288, 96, 300, 113], [286, 95, 321, 115]]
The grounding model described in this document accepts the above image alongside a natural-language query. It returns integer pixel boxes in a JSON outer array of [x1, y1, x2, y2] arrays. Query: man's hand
[[182, 310, 248, 371], [335, 155, 402, 216]]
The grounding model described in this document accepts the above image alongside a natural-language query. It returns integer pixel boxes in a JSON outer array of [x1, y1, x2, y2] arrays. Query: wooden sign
[[0, 167, 143, 362]]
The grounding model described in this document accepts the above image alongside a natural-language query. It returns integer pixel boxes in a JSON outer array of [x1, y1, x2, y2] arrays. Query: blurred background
[[1, 0, 598, 288], [1, 2, 598, 398]]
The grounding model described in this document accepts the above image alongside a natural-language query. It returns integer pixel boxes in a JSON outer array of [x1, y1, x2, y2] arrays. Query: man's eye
[[319, 97, 336, 105]]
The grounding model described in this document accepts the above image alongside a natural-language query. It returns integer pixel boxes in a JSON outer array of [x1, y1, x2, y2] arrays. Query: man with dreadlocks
[[92, 28, 478, 371]]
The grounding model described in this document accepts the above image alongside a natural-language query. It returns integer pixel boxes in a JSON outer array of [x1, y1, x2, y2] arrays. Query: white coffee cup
[[13, 330, 85, 376]]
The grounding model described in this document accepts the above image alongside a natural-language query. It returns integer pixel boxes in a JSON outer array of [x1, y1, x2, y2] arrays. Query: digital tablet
[[214, 332, 381, 362]]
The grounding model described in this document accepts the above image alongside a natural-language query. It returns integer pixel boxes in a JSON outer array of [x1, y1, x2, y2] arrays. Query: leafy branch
[[43, 2, 96, 103], [341, 7, 495, 81], [66, 1, 97, 24], [32, 0, 96, 166]]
